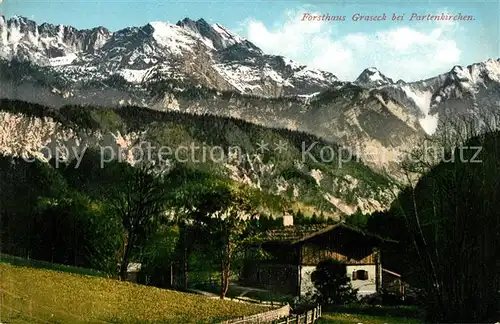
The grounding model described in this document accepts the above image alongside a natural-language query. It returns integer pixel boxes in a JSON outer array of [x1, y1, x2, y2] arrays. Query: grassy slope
[[317, 312, 421, 324], [0, 262, 268, 324], [0, 254, 107, 278], [317, 305, 424, 324], [191, 282, 294, 304]]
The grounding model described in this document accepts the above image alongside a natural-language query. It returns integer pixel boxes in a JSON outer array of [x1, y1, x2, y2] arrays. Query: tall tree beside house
[[107, 162, 170, 281], [186, 183, 255, 299], [365, 210, 407, 275], [170, 169, 256, 299], [317, 211, 327, 224], [344, 208, 370, 228], [208, 187, 255, 299], [391, 130, 500, 322], [166, 166, 227, 290], [310, 213, 319, 224]]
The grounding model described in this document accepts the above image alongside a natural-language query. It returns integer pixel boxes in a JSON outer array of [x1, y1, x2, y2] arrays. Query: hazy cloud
[[243, 8, 462, 82]]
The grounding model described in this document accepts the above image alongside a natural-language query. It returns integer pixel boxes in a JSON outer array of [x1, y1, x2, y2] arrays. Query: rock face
[[0, 100, 396, 216], [377, 59, 500, 136], [0, 15, 499, 173], [0, 15, 338, 97], [354, 67, 394, 88], [0, 15, 111, 63]]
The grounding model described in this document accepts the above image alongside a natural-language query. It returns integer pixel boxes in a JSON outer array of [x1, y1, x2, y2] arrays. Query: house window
[[352, 270, 368, 280]]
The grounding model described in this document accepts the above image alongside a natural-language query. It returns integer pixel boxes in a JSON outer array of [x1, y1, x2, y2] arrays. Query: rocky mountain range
[[0, 98, 395, 217], [0, 15, 499, 214], [0, 15, 337, 98]]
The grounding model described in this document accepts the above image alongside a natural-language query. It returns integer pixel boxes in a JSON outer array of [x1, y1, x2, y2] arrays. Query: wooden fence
[[232, 296, 287, 307], [273, 305, 322, 324], [219, 304, 322, 324]]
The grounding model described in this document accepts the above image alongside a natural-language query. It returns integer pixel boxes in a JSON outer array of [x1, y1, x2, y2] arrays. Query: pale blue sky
[[1, 0, 498, 81]]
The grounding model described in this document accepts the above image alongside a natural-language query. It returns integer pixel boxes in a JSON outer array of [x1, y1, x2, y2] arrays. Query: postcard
[[0, 0, 498, 323]]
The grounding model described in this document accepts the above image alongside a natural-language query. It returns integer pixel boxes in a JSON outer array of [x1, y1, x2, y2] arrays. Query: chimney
[[283, 209, 294, 227]]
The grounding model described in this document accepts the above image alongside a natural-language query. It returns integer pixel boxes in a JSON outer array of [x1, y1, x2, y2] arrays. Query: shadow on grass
[[324, 304, 425, 319], [0, 253, 108, 278], [317, 312, 422, 324]]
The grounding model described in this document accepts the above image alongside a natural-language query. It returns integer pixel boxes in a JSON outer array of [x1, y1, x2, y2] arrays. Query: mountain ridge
[[0, 97, 395, 217], [1, 15, 499, 173], [0, 15, 339, 97]]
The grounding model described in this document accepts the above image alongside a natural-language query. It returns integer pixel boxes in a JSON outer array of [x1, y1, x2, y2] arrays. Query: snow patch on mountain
[[117, 68, 155, 83], [355, 67, 394, 87], [264, 66, 293, 86], [484, 59, 500, 83], [0, 17, 7, 46], [211, 23, 244, 48], [452, 59, 500, 90], [212, 61, 300, 93], [401, 85, 438, 134], [294, 68, 328, 82], [49, 53, 77, 66], [212, 64, 259, 92], [0, 15, 341, 97], [418, 114, 439, 135], [283, 57, 303, 70], [366, 68, 383, 81], [401, 86, 433, 114], [298, 92, 321, 99], [429, 59, 500, 113], [149, 21, 198, 56]]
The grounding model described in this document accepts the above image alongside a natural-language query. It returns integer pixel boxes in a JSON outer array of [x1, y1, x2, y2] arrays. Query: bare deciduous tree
[[383, 107, 500, 321]]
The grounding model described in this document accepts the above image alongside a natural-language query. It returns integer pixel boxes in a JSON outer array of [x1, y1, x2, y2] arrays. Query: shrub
[[311, 259, 358, 305]]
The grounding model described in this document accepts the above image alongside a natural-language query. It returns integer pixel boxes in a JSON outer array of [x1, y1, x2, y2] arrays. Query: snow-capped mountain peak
[[448, 59, 500, 85], [0, 15, 342, 97], [354, 67, 394, 87], [211, 23, 244, 47], [370, 58, 500, 137], [175, 18, 249, 51], [0, 15, 113, 64], [1, 16, 499, 178], [428, 58, 500, 112], [148, 21, 204, 54]]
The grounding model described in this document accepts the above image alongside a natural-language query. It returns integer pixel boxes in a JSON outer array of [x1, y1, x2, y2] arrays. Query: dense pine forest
[[2, 97, 500, 322]]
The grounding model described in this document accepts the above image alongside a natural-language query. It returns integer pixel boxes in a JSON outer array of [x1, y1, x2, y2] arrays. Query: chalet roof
[[255, 222, 398, 245]]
